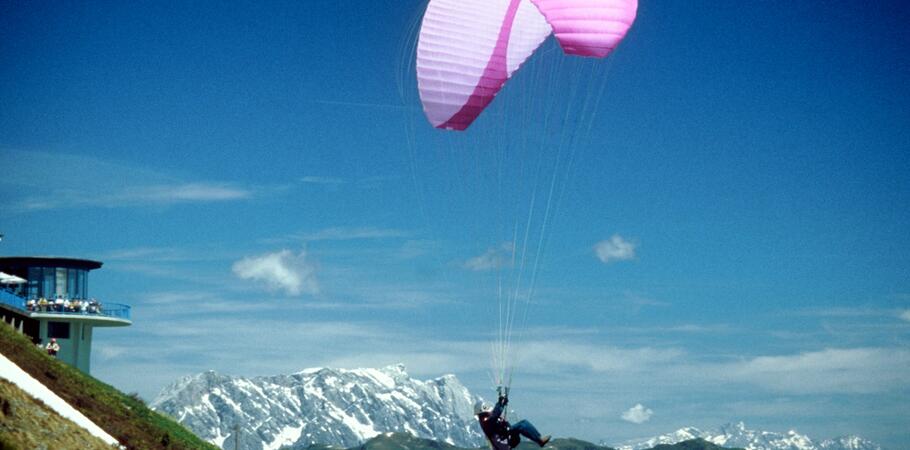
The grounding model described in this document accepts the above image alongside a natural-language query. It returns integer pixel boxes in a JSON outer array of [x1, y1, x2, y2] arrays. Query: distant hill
[[0, 321, 218, 450], [650, 439, 743, 450], [616, 422, 883, 450]]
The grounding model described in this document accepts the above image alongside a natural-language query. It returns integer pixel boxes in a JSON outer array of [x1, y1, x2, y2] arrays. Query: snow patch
[[266, 424, 305, 450]]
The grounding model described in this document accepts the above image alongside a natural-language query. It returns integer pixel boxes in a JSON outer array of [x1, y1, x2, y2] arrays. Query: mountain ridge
[[614, 422, 883, 450], [152, 364, 483, 450], [151, 365, 884, 450]]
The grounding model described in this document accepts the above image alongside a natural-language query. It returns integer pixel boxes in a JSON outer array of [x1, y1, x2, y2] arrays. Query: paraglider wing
[[416, 0, 553, 130], [530, 0, 637, 58]]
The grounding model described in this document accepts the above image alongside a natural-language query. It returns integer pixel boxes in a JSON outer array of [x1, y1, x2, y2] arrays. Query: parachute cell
[[416, 0, 637, 130], [530, 0, 638, 58], [416, 0, 552, 130]]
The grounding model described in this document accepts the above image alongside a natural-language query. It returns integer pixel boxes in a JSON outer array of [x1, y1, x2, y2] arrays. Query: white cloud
[[513, 340, 686, 374], [294, 227, 407, 242], [900, 309, 910, 322], [17, 182, 252, 210], [232, 249, 319, 296], [718, 347, 910, 394], [127, 183, 250, 202], [621, 404, 654, 424], [594, 235, 636, 263], [464, 243, 512, 271]]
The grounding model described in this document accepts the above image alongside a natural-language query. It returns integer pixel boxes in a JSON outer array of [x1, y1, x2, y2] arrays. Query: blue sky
[[2, 0, 909, 448]]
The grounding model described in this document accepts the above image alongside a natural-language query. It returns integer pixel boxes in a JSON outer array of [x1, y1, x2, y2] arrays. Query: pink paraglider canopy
[[416, 0, 637, 130], [531, 0, 638, 57]]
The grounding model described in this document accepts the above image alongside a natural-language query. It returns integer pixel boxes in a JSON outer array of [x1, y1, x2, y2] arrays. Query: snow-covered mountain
[[615, 422, 882, 450], [818, 436, 884, 450], [150, 364, 484, 450]]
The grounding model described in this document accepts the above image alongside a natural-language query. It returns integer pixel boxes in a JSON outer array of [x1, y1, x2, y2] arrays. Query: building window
[[27, 267, 41, 299], [42, 268, 55, 299], [48, 321, 70, 339], [55, 268, 67, 297]]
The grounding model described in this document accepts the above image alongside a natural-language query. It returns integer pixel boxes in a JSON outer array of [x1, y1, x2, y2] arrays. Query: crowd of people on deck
[[25, 296, 103, 314]]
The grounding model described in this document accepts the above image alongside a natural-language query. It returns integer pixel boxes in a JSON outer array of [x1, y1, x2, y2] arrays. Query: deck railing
[[0, 289, 25, 310], [0, 288, 131, 322]]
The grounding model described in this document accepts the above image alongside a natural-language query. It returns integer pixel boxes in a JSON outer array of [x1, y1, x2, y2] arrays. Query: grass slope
[[0, 322, 218, 450], [0, 378, 115, 450], [298, 433, 743, 450]]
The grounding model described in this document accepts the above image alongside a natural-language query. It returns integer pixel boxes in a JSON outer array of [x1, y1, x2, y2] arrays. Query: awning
[[0, 272, 26, 285]]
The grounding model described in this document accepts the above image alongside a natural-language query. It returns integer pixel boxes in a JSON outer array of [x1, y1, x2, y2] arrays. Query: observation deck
[[0, 292, 131, 326], [0, 256, 132, 373]]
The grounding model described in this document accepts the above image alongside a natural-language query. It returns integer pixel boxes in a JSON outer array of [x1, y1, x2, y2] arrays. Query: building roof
[[0, 257, 103, 271]]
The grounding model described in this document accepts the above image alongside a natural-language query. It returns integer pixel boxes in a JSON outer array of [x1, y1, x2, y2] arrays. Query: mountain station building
[[0, 256, 131, 373]]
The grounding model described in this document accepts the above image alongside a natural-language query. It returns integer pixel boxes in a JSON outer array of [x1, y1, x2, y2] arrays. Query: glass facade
[[27, 267, 89, 299]]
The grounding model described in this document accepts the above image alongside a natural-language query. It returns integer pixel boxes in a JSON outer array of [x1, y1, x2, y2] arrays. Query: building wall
[[39, 319, 93, 373]]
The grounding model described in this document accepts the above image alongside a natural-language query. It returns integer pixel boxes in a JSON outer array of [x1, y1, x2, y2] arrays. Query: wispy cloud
[[102, 247, 190, 262], [301, 176, 346, 185], [291, 227, 408, 242], [618, 323, 733, 334], [514, 340, 686, 374], [3, 150, 253, 212], [797, 306, 891, 318], [594, 235, 636, 264], [717, 347, 910, 394], [464, 243, 513, 271], [622, 291, 669, 308], [232, 249, 319, 296], [900, 309, 910, 322], [394, 239, 438, 260], [621, 404, 654, 424], [121, 183, 250, 202]]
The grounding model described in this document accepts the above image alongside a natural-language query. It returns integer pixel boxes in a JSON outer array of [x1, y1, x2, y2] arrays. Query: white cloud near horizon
[[232, 249, 319, 296], [464, 243, 513, 271], [621, 404, 654, 424], [717, 347, 910, 394], [594, 235, 636, 264], [900, 309, 910, 322]]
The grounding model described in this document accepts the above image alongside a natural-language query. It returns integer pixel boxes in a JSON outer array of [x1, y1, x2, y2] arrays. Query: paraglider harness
[[479, 387, 519, 450]]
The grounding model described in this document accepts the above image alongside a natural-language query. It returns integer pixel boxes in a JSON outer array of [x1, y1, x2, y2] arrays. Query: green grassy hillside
[[0, 378, 116, 450], [296, 433, 741, 450], [0, 322, 219, 450]]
